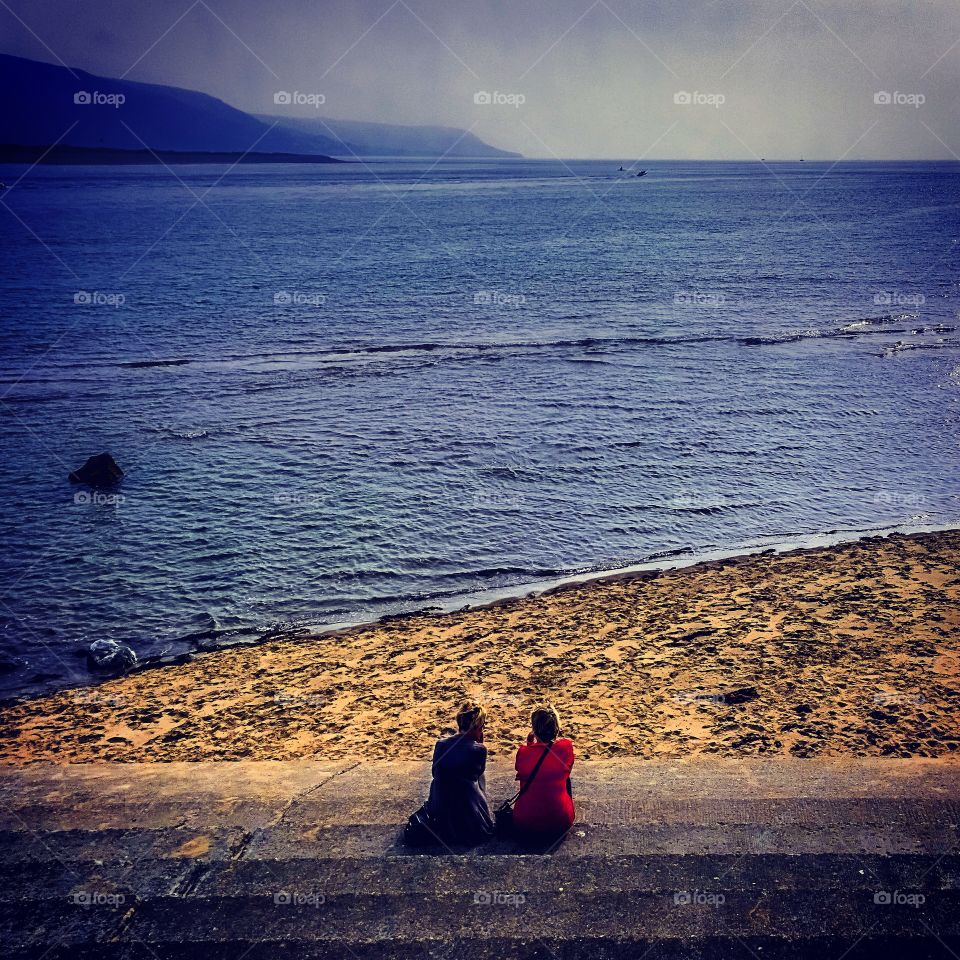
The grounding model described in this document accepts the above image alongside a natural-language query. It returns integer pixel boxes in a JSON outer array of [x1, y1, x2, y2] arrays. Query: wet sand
[[0, 529, 958, 764]]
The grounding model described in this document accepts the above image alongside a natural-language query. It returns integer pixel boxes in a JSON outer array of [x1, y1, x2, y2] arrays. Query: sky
[[1, 0, 958, 159]]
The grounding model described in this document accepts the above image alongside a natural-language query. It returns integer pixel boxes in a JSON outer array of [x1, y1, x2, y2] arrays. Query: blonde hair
[[455, 700, 486, 734], [531, 703, 561, 742]]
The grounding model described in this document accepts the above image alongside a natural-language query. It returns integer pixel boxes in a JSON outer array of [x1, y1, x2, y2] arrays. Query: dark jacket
[[426, 733, 494, 845]]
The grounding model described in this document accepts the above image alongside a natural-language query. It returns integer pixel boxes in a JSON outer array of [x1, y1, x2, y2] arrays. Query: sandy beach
[[1, 529, 958, 765]]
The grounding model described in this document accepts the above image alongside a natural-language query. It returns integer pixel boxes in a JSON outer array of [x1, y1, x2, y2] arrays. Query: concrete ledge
[[1, 759, 958, 958]]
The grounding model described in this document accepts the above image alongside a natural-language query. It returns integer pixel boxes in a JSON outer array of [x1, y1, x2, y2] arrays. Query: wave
[[142, 424, 210, 440], [22, 312, 937, 376], [117, 359, 192, 369]]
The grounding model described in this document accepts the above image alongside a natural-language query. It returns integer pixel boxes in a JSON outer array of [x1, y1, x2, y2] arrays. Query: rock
[[68, 453, 124, 487], [0, 652, 25, 675], [86, 639, 137, 675], [723, 686, 759, 705]]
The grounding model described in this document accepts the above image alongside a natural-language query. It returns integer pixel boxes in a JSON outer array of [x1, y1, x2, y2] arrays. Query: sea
[[0, 158, 958, 698]]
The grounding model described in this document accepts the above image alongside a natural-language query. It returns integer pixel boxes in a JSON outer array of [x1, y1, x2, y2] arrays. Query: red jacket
[[512, 738, 575, 835]]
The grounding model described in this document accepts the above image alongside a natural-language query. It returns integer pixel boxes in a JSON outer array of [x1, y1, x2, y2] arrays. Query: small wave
[[14, 311, 950, 384], [143, 424, 210, 440], [118, 359, 192, 369], [881, 338, 960, 356]]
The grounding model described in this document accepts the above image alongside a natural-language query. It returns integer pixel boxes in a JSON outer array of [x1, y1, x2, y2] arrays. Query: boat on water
[[636, 169, 647, 177]]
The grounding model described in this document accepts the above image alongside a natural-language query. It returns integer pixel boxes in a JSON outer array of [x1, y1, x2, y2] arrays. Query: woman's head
[[455, 700, 486, 735], [531, 703, 561, 742]]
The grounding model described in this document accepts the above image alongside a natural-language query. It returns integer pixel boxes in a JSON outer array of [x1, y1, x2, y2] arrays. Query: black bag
[[403, 803, 439, 846], [495, 741, 553, 838]]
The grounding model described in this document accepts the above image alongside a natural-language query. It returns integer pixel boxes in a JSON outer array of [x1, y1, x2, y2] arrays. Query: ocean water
[[0, 158, 958, 698]]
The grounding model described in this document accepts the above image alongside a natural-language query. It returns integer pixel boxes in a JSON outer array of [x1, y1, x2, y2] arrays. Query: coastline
[[10, 516, 955, 707], [1, 527, 958, 765]]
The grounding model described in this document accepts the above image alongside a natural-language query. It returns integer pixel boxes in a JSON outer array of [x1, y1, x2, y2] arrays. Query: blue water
[[1, 159, 958, 697]]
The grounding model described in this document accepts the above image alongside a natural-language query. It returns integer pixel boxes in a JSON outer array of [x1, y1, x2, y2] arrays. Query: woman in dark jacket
[[420, 700, 494, 846]]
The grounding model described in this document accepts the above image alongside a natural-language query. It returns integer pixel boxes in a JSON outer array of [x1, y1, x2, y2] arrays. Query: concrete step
[[6, 854, 959, 901], [2, 816, 955, 866], [2, 889, 958, 950], [5, 937, 960, 960], [1, 760, 957, 959]]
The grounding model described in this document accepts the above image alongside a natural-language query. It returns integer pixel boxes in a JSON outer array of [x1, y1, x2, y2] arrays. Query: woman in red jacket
[[512, 704, 575, 840]]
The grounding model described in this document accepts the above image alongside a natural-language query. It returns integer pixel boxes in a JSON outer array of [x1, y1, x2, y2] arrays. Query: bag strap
[[508, 740, 553, 806]]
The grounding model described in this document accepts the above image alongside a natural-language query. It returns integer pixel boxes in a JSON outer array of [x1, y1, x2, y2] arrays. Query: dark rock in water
[[0, 652, 26, 675], [86, 639, 137, 674], [68, 453, 124, 486]]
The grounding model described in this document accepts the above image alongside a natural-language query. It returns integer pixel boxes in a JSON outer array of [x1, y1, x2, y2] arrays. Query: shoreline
[[308, 516, 960, 635], [5, 516, 951, 707], [1, 527, 958, 765]]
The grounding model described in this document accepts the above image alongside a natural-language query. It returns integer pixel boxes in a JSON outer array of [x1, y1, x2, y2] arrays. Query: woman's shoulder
[[516, 738, 573, 757]]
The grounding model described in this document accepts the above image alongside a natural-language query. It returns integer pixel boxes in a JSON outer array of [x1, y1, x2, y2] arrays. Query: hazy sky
[[2, 0, 958, 159]]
